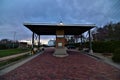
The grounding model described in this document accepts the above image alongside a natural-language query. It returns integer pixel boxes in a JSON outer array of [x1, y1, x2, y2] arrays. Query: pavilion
[[24, 23, 95, 57]]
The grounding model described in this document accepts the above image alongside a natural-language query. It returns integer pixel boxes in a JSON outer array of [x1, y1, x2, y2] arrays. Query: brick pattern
[[56, 30, 65, 48], [0, 48, 120, 80], [56, 38, 65, 48]]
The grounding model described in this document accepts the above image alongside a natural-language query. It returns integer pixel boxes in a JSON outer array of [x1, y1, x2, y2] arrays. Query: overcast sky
[[0, 0, 120, 43]]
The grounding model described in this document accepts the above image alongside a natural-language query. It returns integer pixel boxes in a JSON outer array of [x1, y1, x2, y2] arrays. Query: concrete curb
[[85, 52, 120, 70], [70, 50, 120, 70]]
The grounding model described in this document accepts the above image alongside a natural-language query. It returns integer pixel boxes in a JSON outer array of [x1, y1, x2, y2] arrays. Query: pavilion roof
[[24, 23, 95, 35]]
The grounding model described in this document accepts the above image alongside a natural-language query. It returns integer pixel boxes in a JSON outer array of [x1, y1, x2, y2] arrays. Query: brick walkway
[[0, 48, 120, 80]]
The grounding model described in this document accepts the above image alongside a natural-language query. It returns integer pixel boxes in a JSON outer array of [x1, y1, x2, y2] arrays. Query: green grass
[[0, 48, 30, 58], [0, 54, 29, 68]]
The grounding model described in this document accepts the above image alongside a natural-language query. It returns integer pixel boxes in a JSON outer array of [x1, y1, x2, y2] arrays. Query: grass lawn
[[0, 48, 30, 58], [0, 54, 29, 68]]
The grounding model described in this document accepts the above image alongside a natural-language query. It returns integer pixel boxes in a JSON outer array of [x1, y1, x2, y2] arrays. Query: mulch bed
[[0, 48, 120, 80]]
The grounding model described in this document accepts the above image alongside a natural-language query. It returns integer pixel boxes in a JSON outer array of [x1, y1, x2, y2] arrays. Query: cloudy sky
[[0, 0, 120, 43]]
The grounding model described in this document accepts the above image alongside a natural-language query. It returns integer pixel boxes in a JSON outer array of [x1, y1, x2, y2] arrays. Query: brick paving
[[0, 48, 120, 80]]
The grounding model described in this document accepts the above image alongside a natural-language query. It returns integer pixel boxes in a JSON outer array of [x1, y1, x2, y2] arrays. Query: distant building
[[19, 42, 28, 48], [48, 40, 55, 46]]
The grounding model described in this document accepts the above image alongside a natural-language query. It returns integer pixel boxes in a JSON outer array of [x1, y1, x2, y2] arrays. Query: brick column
[[56, 30, 65, 48]]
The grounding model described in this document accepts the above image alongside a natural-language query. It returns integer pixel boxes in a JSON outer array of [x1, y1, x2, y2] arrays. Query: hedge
[[0, 43, 19, 50], [76, 41, 120, 53], [112, 48, 120, 63], [92, 41, 120, 53]]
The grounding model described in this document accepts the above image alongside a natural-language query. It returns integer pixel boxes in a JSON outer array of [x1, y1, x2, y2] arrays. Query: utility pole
[[13, 31, 16, 48]]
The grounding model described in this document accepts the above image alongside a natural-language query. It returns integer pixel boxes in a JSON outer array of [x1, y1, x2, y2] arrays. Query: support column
[[88, 30, 93, 54], [55, 30, 65, 48], [38, 35, 40, 50], [80, 34, 83, 50], [53, 29, 68, 57], [81, 35, 82, 45], [31, 32, 35, 54]]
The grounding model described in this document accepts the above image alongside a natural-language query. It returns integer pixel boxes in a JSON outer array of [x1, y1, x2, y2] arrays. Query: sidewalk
[[88, 52, 120, 69], [0, 51, 30, 62]]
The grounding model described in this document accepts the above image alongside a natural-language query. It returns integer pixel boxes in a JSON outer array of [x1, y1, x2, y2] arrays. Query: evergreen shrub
[[112, 48, 120, 63]]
